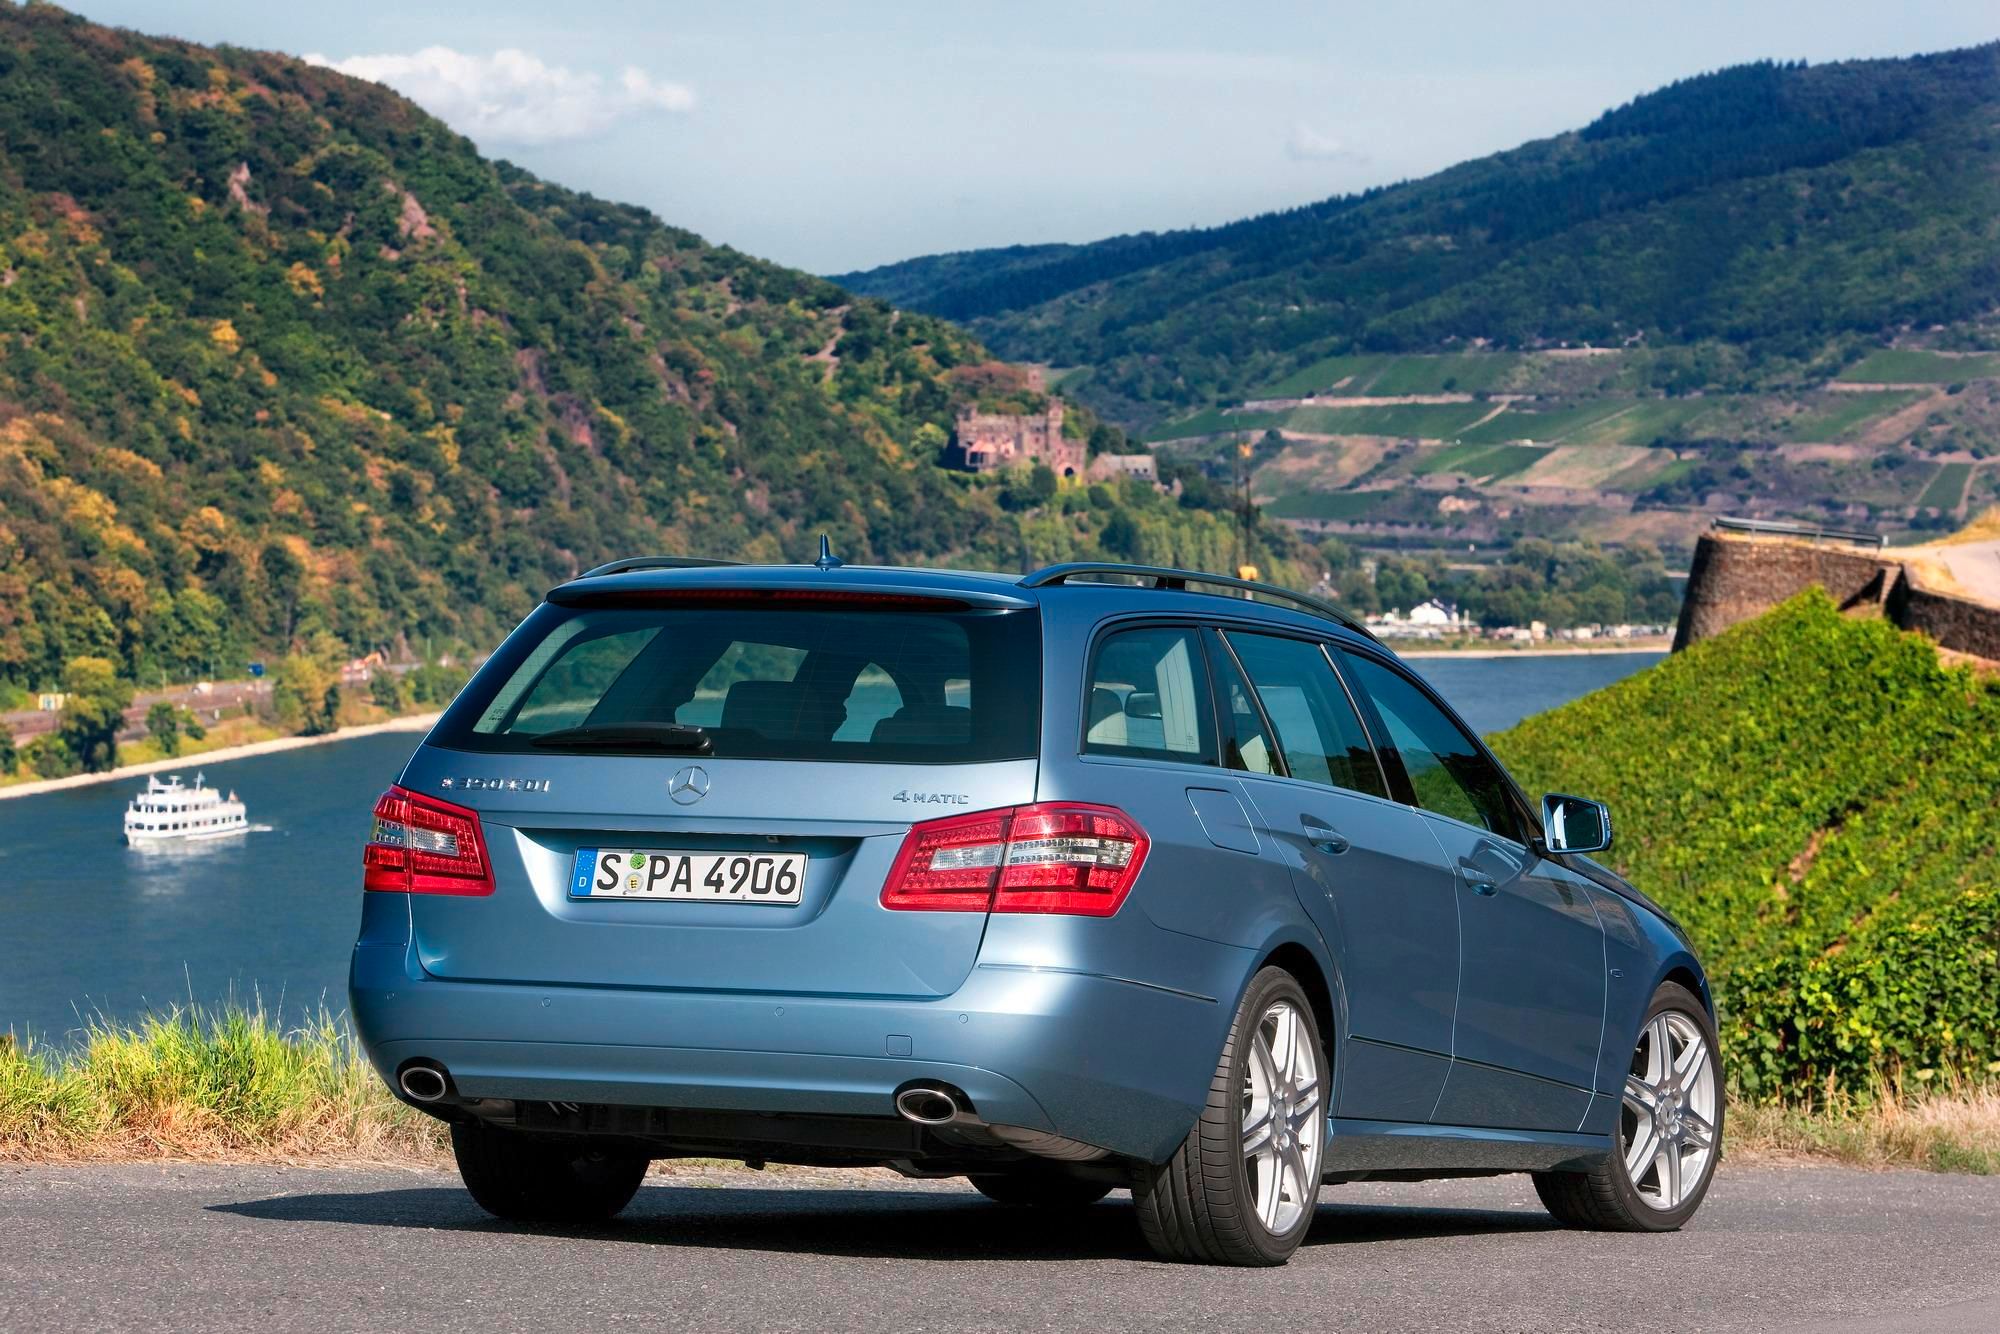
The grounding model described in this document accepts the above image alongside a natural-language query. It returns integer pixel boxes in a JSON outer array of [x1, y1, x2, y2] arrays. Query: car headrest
[[869, 703, 971, 746], [1088, 687, 1123, 729]]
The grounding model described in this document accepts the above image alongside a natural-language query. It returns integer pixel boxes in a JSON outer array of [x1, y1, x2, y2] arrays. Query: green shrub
[[1725, 890, 2000, 1098], [1491, 590, 2000, 1101], [145, 701, 182, 757], [19, 735, 79, 780], [369, 669, 406, 713]]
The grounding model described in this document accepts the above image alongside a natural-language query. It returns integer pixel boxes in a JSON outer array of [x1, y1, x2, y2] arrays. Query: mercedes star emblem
[[667, 764, 711, 805]]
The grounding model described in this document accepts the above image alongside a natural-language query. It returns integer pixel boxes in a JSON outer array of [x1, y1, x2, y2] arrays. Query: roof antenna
[[814, 534, 844, 571]]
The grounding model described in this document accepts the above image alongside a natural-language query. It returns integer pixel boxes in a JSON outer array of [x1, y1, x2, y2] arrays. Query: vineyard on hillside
[[1492, 591, 2000, 1099]]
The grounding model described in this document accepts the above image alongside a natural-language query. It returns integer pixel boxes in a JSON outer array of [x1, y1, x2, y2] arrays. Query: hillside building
[[1087, 453, 1160, 484], [951, 402, 1083, 477]]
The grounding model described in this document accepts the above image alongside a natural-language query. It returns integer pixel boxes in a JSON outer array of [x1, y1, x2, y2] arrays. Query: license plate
[[572, 848, 806, 905]]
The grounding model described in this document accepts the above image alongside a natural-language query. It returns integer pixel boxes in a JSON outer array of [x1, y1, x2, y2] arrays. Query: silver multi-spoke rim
[[1240, 999, 1323, 1236], [1621, 1010, 1718, 1212]]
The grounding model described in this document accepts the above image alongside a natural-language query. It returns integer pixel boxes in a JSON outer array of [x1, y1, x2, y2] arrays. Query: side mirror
[[1542, 793, 1612, 855]]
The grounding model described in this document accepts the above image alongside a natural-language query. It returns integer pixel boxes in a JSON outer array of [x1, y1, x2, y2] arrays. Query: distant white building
[[1367, 599, 1466, 640], [1404, 599, 1460, 627]]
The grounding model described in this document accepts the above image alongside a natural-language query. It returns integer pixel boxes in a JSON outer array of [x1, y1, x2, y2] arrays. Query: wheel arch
[[1253, 938, 1338, 1064], [1654, 955, 1715, 1021]]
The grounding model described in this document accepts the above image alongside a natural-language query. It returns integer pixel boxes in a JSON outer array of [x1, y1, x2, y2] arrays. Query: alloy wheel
[[1240, 998, 1324, 1234], [1620, 1010, 1718, 1211]]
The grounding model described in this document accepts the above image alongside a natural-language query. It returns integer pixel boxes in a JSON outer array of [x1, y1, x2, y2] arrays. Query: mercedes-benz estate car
[[352, 553, 1720, 1265]]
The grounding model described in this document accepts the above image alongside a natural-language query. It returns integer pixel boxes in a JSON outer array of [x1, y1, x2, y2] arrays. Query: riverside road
[[1, 1163, 1995, 1332]]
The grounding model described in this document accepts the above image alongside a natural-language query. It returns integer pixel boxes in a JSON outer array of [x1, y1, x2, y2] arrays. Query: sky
[[66, 1, 2000, 275]]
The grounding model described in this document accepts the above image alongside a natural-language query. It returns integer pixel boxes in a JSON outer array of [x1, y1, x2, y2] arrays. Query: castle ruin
[[951, 402, 1084, 477]]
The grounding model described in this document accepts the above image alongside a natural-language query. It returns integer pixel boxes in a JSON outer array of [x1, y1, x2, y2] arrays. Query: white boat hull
[[125, 820, 249, 846]]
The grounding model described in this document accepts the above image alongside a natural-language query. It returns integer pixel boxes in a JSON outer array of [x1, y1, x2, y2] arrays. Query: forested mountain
[[838, 46, 2000, 424], [0, 5, 1298, 693]]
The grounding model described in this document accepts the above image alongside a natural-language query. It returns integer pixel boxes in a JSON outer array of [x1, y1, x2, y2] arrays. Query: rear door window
[[1338, 650, 1521, 837], [1083, 626, 1216, 765], [1205, 630, 1279, 776], [1221, 632, 1388, 799], [433, 603, 1039, 763]]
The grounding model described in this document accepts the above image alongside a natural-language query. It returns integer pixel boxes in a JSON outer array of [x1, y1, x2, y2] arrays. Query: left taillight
[[363, 784, 495, 896], [880, 802, 1149, 917]]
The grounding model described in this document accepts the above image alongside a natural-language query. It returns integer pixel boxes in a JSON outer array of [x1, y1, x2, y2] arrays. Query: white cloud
[[304, 46, 694, 146], [1286, 122, 1362, 163]]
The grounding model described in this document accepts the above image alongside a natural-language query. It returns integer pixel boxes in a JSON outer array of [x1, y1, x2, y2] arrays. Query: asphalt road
[[2, 1162, 1996, 1332]]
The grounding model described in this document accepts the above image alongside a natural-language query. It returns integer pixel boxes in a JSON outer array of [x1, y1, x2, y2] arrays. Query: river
[[0, 650, 1662, 1043]]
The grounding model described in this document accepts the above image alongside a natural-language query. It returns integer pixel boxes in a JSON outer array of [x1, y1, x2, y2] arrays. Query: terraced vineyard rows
[[1142, 349, 1999, 547], [1838, 350, 2000, 383], [1920, 462, 1975, 511]]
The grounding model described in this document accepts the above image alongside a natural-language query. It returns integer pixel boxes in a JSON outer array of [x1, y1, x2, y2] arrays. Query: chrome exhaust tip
[[399, 1063, 450, 1104], [894, 1085, 962, 1126]]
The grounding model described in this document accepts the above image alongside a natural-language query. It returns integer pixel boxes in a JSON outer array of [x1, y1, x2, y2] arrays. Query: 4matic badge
[[892, 790, 970, 806]]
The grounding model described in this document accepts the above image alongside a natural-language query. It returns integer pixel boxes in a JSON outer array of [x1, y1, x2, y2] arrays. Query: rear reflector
[[363, 785, 495, 896], [880, 802, 1148, 917]]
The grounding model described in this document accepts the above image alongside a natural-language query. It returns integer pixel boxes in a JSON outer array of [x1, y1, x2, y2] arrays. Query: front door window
[[1338, 651, 1518, 837]]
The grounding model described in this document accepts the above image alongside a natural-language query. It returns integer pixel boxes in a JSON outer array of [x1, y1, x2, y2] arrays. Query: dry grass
[[0, 1007, 444, 1165], [1728, 1080, 2000, 1174], [1939, 504, 2000, 546]]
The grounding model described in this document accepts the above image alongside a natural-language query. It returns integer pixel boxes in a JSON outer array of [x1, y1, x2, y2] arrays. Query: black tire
[[1534, 981, 1723, 1232], [969, 1168, 1114, 1208], [1133, 966, 1326, 1265], [450, 1121, 649, 1224]]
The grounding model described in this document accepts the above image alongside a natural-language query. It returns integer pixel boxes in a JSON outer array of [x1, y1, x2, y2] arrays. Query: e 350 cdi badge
[[353, 553, 1720, 1265]]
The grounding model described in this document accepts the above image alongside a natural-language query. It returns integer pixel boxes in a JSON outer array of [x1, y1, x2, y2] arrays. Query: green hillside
[[0, 5, 1304, 695], [1491, 592, 2000, 1098], [840, 47, 2000, 425]]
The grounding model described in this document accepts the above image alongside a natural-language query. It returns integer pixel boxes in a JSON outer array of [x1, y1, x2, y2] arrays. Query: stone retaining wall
[[1674, 532, 2000, 662], [1890, 580, 2000, 662]]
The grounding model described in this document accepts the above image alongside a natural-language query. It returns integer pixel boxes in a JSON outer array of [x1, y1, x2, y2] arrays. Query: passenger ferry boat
[[123, 772, 249, 845]]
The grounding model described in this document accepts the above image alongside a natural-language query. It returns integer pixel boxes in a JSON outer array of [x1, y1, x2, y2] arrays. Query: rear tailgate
[[398, 752, 1039, 998], [386, 587, 1043, 998]]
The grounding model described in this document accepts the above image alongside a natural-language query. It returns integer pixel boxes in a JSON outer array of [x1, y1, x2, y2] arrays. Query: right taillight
[[880, 802, 1148, 917], [363, 784, 495, 896]]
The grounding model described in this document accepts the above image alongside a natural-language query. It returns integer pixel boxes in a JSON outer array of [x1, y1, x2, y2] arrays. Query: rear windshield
[[432, 601, 1041, 763]]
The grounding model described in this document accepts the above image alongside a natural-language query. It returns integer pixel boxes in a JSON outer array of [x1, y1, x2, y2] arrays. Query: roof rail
[[1711, 516, 1885, 549], [575, 554, 744, 579], [1019, 562, 1376, 640]]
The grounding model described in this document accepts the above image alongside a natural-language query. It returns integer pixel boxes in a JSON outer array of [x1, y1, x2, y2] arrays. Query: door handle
[[1460, 841, 1515, 896], [1300, 817, 1350, 855]]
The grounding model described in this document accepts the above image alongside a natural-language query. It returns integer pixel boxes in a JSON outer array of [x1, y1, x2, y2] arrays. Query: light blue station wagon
[[352, 554, 1720, 1264]]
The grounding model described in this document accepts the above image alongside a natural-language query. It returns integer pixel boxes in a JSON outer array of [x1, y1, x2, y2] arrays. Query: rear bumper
[[349, 935, 1226, 1163]]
